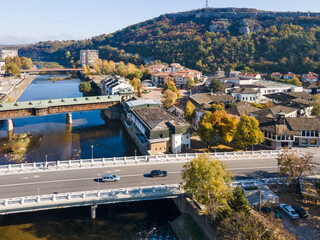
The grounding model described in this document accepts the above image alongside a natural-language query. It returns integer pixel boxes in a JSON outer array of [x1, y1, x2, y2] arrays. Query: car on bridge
[[150, 170, 167, 177], [102, 174, 120, 182]]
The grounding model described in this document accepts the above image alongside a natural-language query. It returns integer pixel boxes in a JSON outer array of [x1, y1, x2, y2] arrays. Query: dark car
[[150, 170, 167, 177], [291, 204, 308, 218], [261, 207, 272, 213]]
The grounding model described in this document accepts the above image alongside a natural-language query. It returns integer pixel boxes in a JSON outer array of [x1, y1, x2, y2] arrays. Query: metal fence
[[0, 184, 183, 215], [0, 150, 286, 175]]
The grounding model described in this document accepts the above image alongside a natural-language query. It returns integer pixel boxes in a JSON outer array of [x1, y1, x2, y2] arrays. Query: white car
[[279, 204, 299, 219], [102, 174, 120, 182]]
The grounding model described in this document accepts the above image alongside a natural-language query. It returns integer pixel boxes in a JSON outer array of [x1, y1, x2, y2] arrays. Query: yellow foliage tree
[[162, 89, 177, 108]]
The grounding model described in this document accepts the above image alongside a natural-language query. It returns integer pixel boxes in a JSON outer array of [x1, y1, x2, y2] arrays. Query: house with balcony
[[283, 72, 297, 80], [101, 75, 134, 96], [302, 72, 319, 82]]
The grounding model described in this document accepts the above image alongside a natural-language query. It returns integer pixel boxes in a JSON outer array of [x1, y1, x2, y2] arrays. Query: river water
[[0, 73, 179, 240]]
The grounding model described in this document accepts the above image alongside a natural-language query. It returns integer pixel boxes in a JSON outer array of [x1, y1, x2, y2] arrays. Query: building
[[303, 81, 320, 94], [301, 72, 319, 82], [231, 88, 259, 103], [101, 75, 134, 96], [80, 50, 99, 67], [270, 72, 283, 79], [264, 92, 313, 104], [122, 99, 191, 155], [259, 111, 320, 149], [149, 62, 202, 88], [0, 49, 18, 59], [283, 72, 297, 80], [226, 102, 260, 117], [238, 73, 262, 80], [0, 59, 5, 74]]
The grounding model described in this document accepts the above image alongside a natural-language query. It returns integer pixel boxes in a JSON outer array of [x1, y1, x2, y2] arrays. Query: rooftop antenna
[[206, 0, 209, 8]]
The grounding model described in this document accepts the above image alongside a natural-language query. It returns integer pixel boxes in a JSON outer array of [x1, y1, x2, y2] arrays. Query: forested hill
[[19, 8, 320, 74]]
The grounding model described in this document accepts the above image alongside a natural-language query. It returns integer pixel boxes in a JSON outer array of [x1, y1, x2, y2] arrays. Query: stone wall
[[173, 197, 219, 240]]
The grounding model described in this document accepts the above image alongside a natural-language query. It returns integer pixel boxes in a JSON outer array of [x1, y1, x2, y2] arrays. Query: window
[[302, 131, 305, 136]]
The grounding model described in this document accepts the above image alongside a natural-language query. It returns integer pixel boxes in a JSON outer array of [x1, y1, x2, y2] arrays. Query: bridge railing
[[0, 184, 183, 215], [0, 150, 288, 175]]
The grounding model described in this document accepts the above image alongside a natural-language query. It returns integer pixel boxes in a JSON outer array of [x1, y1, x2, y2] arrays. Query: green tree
[[79, 81, 92, 93], [209, 78, 225, 93], [162, 89, 177, 108], [184, 101, 195, 123], [234, 115, 264, 150], [182, 154, 233, 221], [5, 62, 20, 75], [12, 56, 21, 69], [277, 151, 315, 184], [227, 187, 250, 214], [187, 78, 195, 88]]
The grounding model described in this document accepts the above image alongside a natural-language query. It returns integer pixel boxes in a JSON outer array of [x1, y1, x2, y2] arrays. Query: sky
[[1, 0, 320, 45]]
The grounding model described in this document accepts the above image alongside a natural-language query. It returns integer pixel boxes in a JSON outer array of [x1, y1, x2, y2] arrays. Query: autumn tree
[[20, 57, 33, 69], [211, 103, 224, 112], [184, 101, 195, 123], [312, 93, 320, 117], [162, 80, 180, 97], [277, 151, 315, 184], [83, 65, 91, 77], [79, 81, 92, 93], [131, 77, 141, 91], [5, 62, 20, 75], [162, 89, 177, 108], [234, 115, 264, 150], [182, 154, 233, 221], [12, 56, 21, 69], [209, 78, 225, 93], [197, 111, 215, 146], [288, 77, 302, 86]]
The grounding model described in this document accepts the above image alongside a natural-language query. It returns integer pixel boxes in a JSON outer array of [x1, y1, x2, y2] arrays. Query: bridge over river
[[0, 151, 289, 218], [0, 95, 120, 135], [21, 68, 84, 73]]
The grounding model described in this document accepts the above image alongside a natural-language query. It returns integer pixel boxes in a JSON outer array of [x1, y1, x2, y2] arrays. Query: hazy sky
[[1, 0, 320, 45]]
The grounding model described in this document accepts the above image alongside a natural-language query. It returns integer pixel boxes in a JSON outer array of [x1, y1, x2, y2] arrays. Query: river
[[0, 73, 179, 240]]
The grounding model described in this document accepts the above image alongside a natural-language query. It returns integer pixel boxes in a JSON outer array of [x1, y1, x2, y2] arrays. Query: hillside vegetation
[[19, 8, 320, 74]]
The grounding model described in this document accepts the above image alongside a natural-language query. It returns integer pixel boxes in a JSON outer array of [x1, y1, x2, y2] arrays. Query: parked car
[[102, 174, 120, 182], [279, 204, 299, 219], [150, 170, 167, 177], [291, 204, 308, 218], [261, 207, 272, 213]]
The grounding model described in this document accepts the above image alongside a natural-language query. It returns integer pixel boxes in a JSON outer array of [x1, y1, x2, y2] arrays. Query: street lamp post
[[134, 149, 137, 157], [91, 145, 94, 160]]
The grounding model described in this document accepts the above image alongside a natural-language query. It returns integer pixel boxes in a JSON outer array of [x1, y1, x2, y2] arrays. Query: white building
[[231, 88, 259, 103], [0, 60, 5, 74], [80, 50, 99, 67], [0, 49, 18, 59], [101, 75, 134, 96]]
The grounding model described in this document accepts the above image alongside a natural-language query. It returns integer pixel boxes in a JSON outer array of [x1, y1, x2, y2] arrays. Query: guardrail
[[0, 150, 287, 175], [0, 184, 184, 215]]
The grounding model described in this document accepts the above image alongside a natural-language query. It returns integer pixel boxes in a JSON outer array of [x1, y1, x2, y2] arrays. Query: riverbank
[[2, 75, 36, 103]]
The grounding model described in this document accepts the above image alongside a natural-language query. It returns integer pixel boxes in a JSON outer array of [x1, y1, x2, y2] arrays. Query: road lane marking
[[0, 172, 182, 188]]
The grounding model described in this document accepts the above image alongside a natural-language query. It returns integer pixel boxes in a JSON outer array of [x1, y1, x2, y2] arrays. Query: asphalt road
[[0, 157, 285, 199]]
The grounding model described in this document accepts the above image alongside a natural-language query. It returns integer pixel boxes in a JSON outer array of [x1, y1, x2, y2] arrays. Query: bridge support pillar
[[91, 204, 97, 219], [7, 119, 13, 141], [66, 113, 72, 125]]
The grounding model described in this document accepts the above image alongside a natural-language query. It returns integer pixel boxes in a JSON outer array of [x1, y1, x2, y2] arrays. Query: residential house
[[270, 72, 283, 79], [264, 92, 313, 104], [122, 99, 191, 155], [226, 102, 260, 117], [302, 72, 319, 82], [150, 72, 171, 86], [101, 75, 134, 96], [0, 60, 5, 75], [251, 105, 298, 119], [0, 49, 18, 59], [238, 73, 262, 80], [229, 70, 241, 77], [283, 72, 297, 80]]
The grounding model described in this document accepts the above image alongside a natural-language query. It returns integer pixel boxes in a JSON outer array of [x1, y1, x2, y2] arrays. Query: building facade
[[122, 100, 191, 155], [101, 75, 134, 96], [80, 50, 99, 67], [0, 49, 18, 59]]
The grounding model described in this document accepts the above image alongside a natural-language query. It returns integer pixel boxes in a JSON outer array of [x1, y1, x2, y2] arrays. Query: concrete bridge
[[0, 150, 292, 218], [0, 95, 120, 136], [21, 68, 83, 73]]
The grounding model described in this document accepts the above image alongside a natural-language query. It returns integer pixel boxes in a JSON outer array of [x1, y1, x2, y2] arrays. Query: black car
[[291, 204, 308, 218], [150, 170, 167, 177]]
